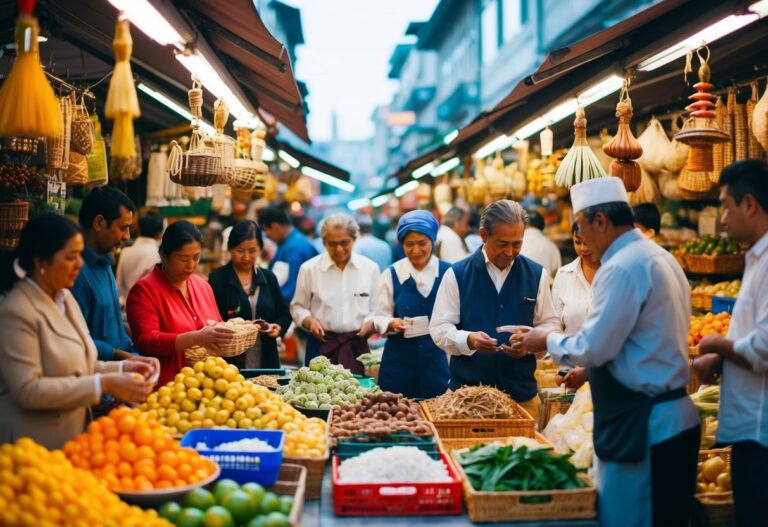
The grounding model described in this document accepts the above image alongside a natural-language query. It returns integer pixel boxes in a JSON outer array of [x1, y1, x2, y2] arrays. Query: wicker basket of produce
[[685, 254, 744, 275], [419, 386, 535, 439], [694, 448, 733, 527], [0, 200, 29, 249], [439, 432, 551, 452], [267, 463, 306, 527], [539, 395, 574, 431], [184, 318, 259, 365], [452, 443, 596, 521], [691, 292, 712, 311], [283, 449, 329, 500]]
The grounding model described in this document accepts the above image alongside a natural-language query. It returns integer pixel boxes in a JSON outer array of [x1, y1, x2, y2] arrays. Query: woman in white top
[[550, 223, 601, 388], [372, 210, 451, 398]]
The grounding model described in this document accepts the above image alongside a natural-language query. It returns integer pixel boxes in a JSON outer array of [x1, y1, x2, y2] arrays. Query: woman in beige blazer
[[0, 214, 154, 450]]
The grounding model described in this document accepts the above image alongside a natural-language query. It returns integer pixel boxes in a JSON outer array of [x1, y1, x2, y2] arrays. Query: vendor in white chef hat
[[512, 177, 699, 527]]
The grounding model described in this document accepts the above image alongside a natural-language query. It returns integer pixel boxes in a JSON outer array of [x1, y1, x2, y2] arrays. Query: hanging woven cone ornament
[[603, 83, 643, 192], [104, 15, 141, 159], [673, 47, 728, 172], [555, 106, 606, 188], [0, 0, 61, 137]]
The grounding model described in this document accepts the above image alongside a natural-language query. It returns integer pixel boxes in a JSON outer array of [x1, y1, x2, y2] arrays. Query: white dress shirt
[[372, 256, 439, 335], [521, 227, 562, 278], [116, 237, 160, 302], [430, 248, 560, 356], [718, 232, 768, 446], [290, 252, 380, 333], [551, 257, 593, 335], [436, 225, 469, 263]]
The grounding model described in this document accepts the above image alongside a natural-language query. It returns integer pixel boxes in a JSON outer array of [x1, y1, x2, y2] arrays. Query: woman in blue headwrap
[[371, 210, 451, 398]]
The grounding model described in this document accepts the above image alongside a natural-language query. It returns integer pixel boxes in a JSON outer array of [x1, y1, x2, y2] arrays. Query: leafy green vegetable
[[457, 444, 587, 492]]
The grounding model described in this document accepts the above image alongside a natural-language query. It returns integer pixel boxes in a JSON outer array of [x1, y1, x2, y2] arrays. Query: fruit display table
[[299, 465, 600, 527]]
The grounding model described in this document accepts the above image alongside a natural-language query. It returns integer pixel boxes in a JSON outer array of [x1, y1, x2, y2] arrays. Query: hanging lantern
[[673, 48, 729, 172], [0, 0, 61, 137], [603, 84, 643, 192], [105, 15, 141, 159]]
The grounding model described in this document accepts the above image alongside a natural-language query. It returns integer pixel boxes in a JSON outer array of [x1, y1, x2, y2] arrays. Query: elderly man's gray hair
[[480, 200, 529, 235], [320, 213, 360, 239]]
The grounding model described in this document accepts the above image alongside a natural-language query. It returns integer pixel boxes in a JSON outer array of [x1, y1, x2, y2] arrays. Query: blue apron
[[378, 262, 451, 399]]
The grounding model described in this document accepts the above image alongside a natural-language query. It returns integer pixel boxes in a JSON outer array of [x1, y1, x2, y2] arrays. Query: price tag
[[47, 179, 66, 213]]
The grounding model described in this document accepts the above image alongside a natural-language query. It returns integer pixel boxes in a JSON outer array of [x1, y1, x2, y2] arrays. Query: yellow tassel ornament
[[105, 16, 140, 159]]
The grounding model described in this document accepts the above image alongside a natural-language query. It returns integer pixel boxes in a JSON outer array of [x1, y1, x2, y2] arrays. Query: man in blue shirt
[[353, 216, 392, 271], [71, 187, 137, 360], [258, 207, 318, 302]]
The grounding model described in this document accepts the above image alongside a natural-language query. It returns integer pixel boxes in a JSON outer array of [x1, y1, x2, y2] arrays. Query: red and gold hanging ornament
[[104, 15, 141, 159], [0, 0, 61, 137], [603, 81, 643, 192], [673, 47, 728, 172]]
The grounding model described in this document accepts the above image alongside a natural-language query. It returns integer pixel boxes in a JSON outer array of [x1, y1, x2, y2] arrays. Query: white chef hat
[[570, 177, 629, 214]]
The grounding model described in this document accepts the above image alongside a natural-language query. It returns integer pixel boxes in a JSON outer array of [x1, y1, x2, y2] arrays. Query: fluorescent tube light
[[638, 14, 760, 71], [262, 148, 276, 162], [431, 157, 460, 177], [371, 194, 391, 208], [412, 162, 435, 179], [347, 197, 371, 211], [473, 134, 515, 159], [278, 150, 300, 168], [137, 83, 215, 135], [442, 129, 459, 144], [301, 166, 356, 193], [394, 180, 419, 197], [578, 75, 625, 105], [176, 52, 250, 119], [108, 0, 183, 47]]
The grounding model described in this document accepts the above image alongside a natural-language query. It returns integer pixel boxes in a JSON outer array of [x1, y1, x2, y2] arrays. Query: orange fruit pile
[[0, 437, 171, 527], [689, 312, 731, 346], [63, 407, 217, 492]]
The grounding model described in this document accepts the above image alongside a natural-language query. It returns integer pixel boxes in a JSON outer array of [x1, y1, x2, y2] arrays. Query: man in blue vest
[[430, 200, 560, 420]]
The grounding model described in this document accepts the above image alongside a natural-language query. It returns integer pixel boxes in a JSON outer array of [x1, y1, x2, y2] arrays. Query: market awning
[[0, 0, 310, 141], [274, 140, 352, 183], [393, 0, 761, 182]]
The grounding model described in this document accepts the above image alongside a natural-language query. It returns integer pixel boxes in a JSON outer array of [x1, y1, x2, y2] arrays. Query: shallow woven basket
[[167, 140, 222, 187], [695, 448, 734, 527], [184, 322, 260, 365]]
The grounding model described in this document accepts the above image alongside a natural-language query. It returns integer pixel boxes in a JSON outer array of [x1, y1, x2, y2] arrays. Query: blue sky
[[290, 0, 438, 142]]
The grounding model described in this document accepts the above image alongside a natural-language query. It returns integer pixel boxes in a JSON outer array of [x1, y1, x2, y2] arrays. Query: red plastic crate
[[331, 453, 463, 516]]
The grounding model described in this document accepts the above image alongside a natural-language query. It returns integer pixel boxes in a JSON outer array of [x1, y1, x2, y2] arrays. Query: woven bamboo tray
[[685, 254, 744, 275], [419, 399, 535, 439], [695, 448, 733, 527], [438, 431, 552, 452], [451, 450, 596, 522], [283, 449, 329, 500], [268, 463, 307, 527], [184, 322, 260, 366]]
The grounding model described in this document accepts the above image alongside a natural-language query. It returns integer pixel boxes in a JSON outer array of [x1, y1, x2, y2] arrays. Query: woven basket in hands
[[70, 101, 94, 155], [168, 128, 222, 187], [45, 96, 73, 171], [184, 320, 260, 366]]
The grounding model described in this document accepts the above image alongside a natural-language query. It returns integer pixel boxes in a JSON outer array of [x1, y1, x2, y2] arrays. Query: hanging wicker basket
[[0, 201, 29, 250], [45, 96, 73, 171], [63, 151, 89, 186], [167, 129, 222, 187], [678, 166, 715, 194], [229, 158, 268, 199], [70, 101, 94, 155]]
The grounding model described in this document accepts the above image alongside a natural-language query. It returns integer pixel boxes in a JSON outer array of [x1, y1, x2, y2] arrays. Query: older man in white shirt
[[291, 214, 379, 374], [436, 207, 470, 263], [430, 200, 560, 420], [694, 160, 768, 527]]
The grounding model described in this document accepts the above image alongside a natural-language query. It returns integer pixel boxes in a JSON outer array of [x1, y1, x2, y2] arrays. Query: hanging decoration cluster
[[555, 106, 606, 188], [602, 81, 643, 192], [105, 15, 141, 159], [0, 0, 61, 137]]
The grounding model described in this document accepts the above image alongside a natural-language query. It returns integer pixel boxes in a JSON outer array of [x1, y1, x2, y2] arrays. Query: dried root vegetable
[[424, 385, 525, 420]]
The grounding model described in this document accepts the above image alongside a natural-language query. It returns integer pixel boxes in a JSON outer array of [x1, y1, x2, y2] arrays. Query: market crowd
[[0, 159, 766, 527]]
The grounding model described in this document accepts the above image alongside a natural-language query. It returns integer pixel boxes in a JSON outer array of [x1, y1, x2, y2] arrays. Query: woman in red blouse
[[127, 221, 235, 386]]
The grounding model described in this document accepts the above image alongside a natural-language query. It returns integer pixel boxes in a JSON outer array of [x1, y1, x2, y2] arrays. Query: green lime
[[185, 488, 216, 510], [263, 511, 291, 527], [213, 479, 241, 504], [203, 505, 235, 527], [176, 507, 206, 527], [241, 482, 266, 508], [258, 492, 281, 515], [221, 489, 257, 525], [246, 517, 268, 527], [278, 495, 293, 515], [158, 501, 182, 522]]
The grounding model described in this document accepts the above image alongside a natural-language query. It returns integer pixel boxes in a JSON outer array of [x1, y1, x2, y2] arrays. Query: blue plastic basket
[[711, 296, 737, 315], [180, 429, 285, 485]]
